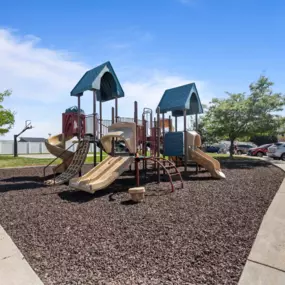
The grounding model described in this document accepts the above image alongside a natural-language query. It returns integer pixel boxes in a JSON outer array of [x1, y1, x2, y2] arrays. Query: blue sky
[[0, 0, 284, 138]]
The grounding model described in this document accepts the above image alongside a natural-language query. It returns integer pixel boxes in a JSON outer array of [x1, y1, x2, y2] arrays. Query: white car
[[267, 143, 285, 160]]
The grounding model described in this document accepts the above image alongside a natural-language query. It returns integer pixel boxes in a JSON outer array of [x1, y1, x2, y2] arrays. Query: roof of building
[[19, 137, 46, 143], [70, 61, 124, 102], [157, 83, 203, 117]]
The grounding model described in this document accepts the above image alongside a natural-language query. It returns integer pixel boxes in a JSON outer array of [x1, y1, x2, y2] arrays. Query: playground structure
[[45, 134, 74, 174], [44, 61, 225, 191]]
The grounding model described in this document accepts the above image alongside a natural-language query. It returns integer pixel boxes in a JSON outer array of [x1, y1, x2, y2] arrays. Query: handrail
[[43, 141, 77, 180], [142, 156, 184, 192]]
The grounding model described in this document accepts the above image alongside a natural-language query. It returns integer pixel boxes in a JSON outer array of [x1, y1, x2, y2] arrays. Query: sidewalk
[[0, 226, 43, 285], [239, 159, 285, 284]]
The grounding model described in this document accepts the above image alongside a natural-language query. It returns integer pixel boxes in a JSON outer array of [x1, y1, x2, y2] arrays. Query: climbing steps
[[144, 157, 183, 192], [44, 139, 90, 186]]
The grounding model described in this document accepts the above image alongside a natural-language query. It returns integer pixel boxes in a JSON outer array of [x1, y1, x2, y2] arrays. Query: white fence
[[0, 141, 95, 155]]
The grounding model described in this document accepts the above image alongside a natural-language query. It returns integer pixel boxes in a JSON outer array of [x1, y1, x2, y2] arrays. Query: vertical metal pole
[[150, 111, 153, 161], [14, 135, 18, 157], [112, 107, 115, 124], [136, 158, 140, 187], [169, 115, 172, 132], [157, 107, 161, 183], [195, 112, 199, 174], [184, 109, 187, 173], [162, 113, 165, 174], [162, 113, 165, 158], [111, 107, 115, 156], [142, 114, 146, 173], [142, 114, 145, 157], [175, 116, 178, 166], [93, 91, 97, 167], [134, 101, 139, 185], [134, 101, 138, 146], [77, 94, 82, 176], [115, 98, 118, 123], [99, 100, 103, 162], [153, 118, 157, 159], [77, 95, 81, 141]]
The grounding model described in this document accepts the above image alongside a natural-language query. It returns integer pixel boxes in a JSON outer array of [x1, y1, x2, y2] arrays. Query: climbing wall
[[45, 139, 90, 186]]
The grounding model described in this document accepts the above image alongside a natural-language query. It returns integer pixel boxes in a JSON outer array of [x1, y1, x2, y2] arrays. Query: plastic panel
[[164, 132, 184, 156]]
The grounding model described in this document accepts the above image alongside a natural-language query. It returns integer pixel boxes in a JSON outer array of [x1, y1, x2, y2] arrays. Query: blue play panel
[[164, 132, 184, 156]]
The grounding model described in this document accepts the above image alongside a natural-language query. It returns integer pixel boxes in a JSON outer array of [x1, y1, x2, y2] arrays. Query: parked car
[[235, 144, 255, 155], [267, 143, 285, 160], [247, 144, 272, 157], [218, 143, 229, 154], [205, 145, 220, 153]]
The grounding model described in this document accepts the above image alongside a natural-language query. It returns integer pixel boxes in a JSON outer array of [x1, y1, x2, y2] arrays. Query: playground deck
[[0, 159, 283, 285]]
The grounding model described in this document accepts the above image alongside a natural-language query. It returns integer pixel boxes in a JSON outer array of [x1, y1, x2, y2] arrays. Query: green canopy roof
[[157, 83, 203, 117], [70, 61, 124, 102]]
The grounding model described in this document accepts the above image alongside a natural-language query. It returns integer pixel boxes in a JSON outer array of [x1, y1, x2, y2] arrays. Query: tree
[[250, 135, 278, 146], [196, 120, 218, 145], [202, 76, 285, 158], [0, 90, 15, 135]]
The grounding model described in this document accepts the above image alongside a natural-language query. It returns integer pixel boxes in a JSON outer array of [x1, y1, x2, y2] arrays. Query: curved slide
[[45, 134, 74, 173], [69, 155, 134, 193], [189, 148, 226, 179]]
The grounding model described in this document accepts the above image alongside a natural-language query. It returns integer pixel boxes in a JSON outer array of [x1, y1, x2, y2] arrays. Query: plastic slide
[[189, 148, 226, 179], [45, 134, 74, 173], [69, 155, 134, 193]]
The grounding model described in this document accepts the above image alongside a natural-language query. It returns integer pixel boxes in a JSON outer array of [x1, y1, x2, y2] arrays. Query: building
[[18, 137, 46, 143]]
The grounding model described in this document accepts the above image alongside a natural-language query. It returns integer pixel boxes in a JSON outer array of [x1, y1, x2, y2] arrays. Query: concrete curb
[[0, 225, 44, 285], [238, 160, 285, 284]]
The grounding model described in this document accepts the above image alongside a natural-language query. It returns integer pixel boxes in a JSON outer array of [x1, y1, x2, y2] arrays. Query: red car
[[247, 144, 272, 157]]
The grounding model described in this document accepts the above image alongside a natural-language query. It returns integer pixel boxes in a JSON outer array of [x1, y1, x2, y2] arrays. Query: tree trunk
[[229, 139, 235, 159]]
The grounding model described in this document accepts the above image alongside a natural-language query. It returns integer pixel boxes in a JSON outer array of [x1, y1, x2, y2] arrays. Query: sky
[[0, 0, 284, 139]]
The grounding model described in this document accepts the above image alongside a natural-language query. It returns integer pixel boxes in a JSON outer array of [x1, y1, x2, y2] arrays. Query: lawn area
[[0, 156, 61, 168], [0, 153, 110, 168], [0, 153, 253, 168]]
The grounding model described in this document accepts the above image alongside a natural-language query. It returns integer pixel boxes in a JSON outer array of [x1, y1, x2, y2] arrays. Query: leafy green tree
[[250, 135, 278, 146], [0, 90, 15, 135], [196, 120, 218, 145], [202, 76, 285, 158]]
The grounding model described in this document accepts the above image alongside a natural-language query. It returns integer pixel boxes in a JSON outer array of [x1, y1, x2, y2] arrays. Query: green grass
[[85, 154, 108, 163], [0, 152, 255, 168], [0, 153, 108, 168], [207, 153, 260, 160], [206, 153, 230, 158], [0, 156, 61, 168]]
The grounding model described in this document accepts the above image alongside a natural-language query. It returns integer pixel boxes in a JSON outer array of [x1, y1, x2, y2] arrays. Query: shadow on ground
[[0, 182, 43, 192]]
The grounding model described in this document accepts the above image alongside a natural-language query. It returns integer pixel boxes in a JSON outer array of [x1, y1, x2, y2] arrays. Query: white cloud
[[0, 28, 213, 140], [0, 28, 90, 139], [120, 71, 213, 115], [0, 28, 88, 104]]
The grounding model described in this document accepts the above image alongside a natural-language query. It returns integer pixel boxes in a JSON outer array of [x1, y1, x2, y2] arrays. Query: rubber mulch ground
[[0, 159, 283, 285]]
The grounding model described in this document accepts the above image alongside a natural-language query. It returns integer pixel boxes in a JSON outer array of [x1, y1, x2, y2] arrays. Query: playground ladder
[[145, 157, 184, 192], [44, 139, 90, 186]]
